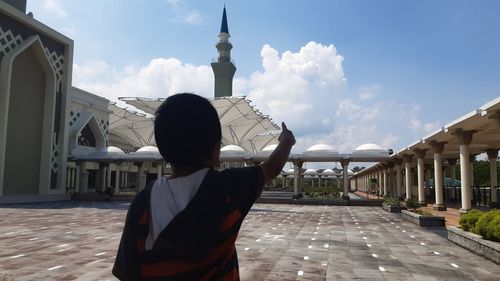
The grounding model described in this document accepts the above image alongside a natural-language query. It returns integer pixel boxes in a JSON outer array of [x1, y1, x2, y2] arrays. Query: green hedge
[[474, 209, 500, 242], [404, 198, 420, 209], [459, 209, 484, 231], [459, 209, 500, 242]]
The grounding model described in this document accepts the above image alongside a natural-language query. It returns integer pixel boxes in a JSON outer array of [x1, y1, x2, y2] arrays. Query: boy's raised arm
[[260, 122, 296, 183]]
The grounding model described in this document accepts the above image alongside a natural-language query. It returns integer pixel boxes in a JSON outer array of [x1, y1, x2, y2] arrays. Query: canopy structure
[[119, 96, 280, 153], [108, 102, 155, 149]]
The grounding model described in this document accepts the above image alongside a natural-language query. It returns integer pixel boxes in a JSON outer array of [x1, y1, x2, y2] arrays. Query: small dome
[[305, 144, 337, 154], [304, 168, 317, 175], [322, 169, 335, 175], [136, 146, 159, 153], [98, 146, 125, 155], [221, 145, 246, 153], [262, 144, 278, 152], [353, 143, 387, 154], [286, 168, 295, 174]]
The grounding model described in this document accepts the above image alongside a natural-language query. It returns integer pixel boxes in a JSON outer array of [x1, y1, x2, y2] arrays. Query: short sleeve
[[219, 166, 265, 212]]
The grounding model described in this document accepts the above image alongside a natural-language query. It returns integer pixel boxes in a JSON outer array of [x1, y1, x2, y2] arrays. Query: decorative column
[[403, 155, 413, 199], [114, 162, 121, 194], [395, 159, 403, 198], [78, 162, 89, 193], [98, 163, 106, 192], [378, 168, 383, 195], [74, 163, 81, 192], [415, 149, 426, 205], [430, 141, 446, 210], [292, 160, 303, 197], [486, 149, 498, 205], [106, 163, 112, 188], [123, 171, 128, 188], [448, 159, 457, 201], [383, 166, 388, 197], [454, 129, 474, 213], [341, 159, 349, 199]]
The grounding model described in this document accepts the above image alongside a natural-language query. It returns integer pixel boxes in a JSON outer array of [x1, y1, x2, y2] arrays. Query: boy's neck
[[170, 165, 210, 179]]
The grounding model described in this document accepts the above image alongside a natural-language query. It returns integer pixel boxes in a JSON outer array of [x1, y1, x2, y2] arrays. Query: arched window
[[78, 123, 96, 147]]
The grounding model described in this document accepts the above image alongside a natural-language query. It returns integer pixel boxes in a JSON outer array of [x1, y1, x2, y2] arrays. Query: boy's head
[[154, 93, 222, 168]]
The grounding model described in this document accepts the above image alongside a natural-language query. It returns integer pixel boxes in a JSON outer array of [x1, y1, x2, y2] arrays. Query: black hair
[[154, 93, 222, 167]]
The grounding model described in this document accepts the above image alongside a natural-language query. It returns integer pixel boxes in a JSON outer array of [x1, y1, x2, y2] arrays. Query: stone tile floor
[[0, 202, 499, 280]]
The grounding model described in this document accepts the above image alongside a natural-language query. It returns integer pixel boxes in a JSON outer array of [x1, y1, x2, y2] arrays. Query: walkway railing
[[426, 186, 499, 207]]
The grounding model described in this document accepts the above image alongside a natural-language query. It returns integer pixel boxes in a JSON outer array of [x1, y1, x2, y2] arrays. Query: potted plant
[[382, 197, 406, 213]]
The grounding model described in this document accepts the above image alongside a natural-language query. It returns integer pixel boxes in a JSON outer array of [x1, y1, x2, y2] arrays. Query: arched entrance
[[0, 37, 56, 195]]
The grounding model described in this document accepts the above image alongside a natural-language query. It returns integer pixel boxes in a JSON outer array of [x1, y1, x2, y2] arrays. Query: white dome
[[136, 146, 159, 153], [262, 144, 278, 152], [322, 169, 335, 175], [304, 168, 317, 175], [221, 145, 246, 153], [305, 144, 337, 153], [286, 168, 295, 174], [98, 146, 125, 155], [353, 143, 386, 154]]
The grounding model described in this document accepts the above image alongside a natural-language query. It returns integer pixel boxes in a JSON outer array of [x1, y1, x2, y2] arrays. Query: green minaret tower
[[211, 6, 236, 98]]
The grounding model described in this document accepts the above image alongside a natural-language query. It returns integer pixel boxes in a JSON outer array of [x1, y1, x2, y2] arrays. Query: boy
[[113, 93, 295, 280]]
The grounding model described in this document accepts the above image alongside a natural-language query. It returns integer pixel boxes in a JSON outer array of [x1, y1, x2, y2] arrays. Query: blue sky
[[26, 0, 500, 160]]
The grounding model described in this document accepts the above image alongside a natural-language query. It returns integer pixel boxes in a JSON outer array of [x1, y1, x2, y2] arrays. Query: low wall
[[382, 203, 406, 213], [447, 226, 499, 264], [401, 210, 445, 227], [0, 194, 70, 204]]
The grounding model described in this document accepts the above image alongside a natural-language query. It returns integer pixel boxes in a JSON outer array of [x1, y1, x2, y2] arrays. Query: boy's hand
[[278, 122, 295, 147]]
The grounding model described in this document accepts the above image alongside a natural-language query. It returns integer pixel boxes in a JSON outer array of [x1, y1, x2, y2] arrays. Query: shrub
[[404, 198, 420, 210], [474, 209, 500, 241], [384, 197, 402, 207], [489, 216, 500, 242], [459, 209, 484, 231]]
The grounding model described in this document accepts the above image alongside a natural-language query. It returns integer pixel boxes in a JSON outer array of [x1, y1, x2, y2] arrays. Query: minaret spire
[[220, 5, 229, 33], [211, 5, 236, 98]]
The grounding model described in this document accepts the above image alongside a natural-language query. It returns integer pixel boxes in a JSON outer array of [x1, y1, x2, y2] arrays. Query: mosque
[[1, 0, 499, 214]]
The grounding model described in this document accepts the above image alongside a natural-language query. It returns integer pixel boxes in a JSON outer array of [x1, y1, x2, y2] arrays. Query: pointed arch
[[0, 35, 57, 195]]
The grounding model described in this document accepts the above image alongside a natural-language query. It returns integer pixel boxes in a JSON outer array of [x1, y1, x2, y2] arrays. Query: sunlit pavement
[[1, 202, 499, 281]]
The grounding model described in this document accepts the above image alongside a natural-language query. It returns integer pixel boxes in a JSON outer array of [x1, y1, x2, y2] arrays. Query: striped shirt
[[113, 166, 264, 281]]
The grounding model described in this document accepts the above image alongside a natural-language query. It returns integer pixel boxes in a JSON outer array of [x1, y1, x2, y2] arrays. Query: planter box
[[382, 203, 406, 213], [401, 210, 445, 227], [447, 226, 500, 264]]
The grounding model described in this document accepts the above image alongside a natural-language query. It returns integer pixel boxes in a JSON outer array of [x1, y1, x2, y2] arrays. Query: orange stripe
[[137, 239, 146, 253], [141, 233, 237, 277], [198, 264, 220, 281], [221, 267, 238, 281], [220, 210, 242, 232], [139, 211, 149, 225]]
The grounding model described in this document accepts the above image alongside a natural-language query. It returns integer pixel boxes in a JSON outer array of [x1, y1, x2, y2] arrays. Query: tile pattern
[[0, 202, 499, 280]]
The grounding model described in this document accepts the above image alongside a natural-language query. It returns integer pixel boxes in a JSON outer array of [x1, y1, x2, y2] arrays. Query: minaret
[[211, 6, 236, 98]]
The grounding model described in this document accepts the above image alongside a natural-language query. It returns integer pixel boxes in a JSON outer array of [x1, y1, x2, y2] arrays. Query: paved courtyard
[[0, 202, 499, 281]]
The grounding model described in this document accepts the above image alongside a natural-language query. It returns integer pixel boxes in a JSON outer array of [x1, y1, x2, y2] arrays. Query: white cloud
[[165, 0, 182, 6], [73, 58, 213, 101], [42, 0, 67, 18], [73, 41, 439, 164], [408, 105, 441, 137], [358, 85, 380, 100], [181, 10, 204, 25]]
